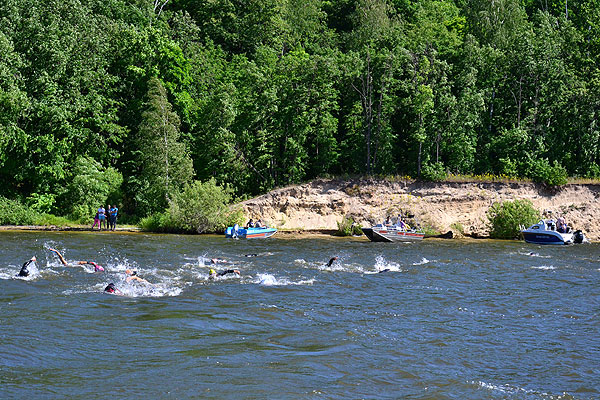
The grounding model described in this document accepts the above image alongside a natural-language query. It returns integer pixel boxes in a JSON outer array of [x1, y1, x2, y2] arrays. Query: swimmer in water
[[210, 258, 230, 264], [208, 268, 241, 280], [125, 269, 151, 284], [326, 257, 338, 267], [104, 283, 121, 294], [17, 256, 37, 277], [49, 248, 104, 272]]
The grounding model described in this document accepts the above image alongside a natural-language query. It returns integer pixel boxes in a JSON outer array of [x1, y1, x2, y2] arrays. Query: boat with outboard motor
[[520, 219, 586, 245], [225, 224, 277, 239], [363, 219, 425, 243]]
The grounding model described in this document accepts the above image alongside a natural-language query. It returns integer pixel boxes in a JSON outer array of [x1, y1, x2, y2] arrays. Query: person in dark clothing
[[104, 283, 121, 294], [17, 256, 36, 277], [209, 268, 240, 280], [326, 257, 338, 267]]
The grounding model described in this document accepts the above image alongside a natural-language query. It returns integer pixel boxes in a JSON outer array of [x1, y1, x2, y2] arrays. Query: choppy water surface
[[1, 231, 599, 399]]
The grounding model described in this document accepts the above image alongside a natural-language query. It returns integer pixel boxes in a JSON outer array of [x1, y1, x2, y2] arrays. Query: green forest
[[1, 0, 600, 225]]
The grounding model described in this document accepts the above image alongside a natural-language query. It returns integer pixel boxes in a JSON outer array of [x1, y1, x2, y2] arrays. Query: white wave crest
[[255, 273, 314, 286], [372, 255, 402, 273]]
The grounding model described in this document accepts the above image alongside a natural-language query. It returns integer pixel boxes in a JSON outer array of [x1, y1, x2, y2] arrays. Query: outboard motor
[[573, 230, 585, 244]]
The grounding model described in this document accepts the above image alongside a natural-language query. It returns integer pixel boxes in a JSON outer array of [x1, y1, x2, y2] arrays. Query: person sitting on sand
[[49, 248, 104, 272], [125, 269, 151, 284], [209, 268, 240, 280], [17, 256, 37, 277]]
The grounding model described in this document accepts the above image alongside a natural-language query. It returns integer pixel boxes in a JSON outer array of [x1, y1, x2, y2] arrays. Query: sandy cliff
[[241, 179, 600, 241]]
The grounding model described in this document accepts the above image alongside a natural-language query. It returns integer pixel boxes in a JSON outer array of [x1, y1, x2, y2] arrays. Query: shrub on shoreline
[[139, 178, 244, 233], [336, 216, 363, 236], [487, 199, 540, 239], [0, 197, 37, 225]]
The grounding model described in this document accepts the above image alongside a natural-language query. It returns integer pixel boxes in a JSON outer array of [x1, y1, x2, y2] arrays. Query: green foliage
[[138, 212, 179, 233], [0, 197, 36, 225], [336, 215, 363, 236], [1, 0, 600, 220], [167, 178, 243, 233], [130, 77, 193, 217], [526, 159, 568, 186], [420, 162, 447, 182], [140, 178, 243, 233], [61, 156, 123, 223], [487, 199, 540, 239]]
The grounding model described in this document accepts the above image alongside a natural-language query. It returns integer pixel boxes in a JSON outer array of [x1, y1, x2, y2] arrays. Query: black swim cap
[[104, 283, 116, 293]]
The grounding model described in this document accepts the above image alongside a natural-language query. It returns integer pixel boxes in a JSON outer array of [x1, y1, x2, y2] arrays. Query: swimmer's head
[[104, 283, 116, 293], [125, 269, 136, 276], [209, 268, 217, 278], [89, 262, 104, 272]]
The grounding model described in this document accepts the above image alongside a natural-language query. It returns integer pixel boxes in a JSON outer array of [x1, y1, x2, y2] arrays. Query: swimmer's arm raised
[[49, 248, 68, 266]]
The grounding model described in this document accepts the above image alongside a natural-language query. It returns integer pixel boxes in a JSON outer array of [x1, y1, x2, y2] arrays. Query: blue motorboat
[[520, 219, 586, 245], [225, 224, 277, 239]]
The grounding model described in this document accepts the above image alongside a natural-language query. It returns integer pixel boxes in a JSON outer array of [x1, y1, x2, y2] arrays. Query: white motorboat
[[521, 219, 585, 245]]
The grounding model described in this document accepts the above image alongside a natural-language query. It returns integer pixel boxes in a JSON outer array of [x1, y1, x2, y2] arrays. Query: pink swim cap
[[90, 262, 104, 272]]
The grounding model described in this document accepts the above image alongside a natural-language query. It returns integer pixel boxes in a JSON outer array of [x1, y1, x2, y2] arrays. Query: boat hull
[[363, 227, 424, 242], [225, 226, 277, 239], [522, 231, 569, 245]]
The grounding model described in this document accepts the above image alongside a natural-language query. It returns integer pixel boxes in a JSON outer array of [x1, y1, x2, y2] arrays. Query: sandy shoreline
[[3, 179, 598, 242], [240, 178, 600, 242]]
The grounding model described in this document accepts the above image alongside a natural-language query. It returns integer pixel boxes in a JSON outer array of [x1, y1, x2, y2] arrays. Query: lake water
[[1, 231, 599, 399]]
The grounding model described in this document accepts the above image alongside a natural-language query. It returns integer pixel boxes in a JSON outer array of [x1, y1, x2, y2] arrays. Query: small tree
[[487, 199, 540, 239], [167, 178, 244, 233]]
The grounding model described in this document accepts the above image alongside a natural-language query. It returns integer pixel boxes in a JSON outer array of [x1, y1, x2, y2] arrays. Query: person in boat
[[255, 219, 264, 228], [556, 217, 568, 233], [49, 248, 105, 272], [104, 283, 122, 294], [246, 218, 255, 228], [125, 269, 151, 284], [17, 256, 37, 277], [208, 268, 241, 280], [396, 215, 407, 229], [385, 216, 391, 225], [326, 256, 338, 267]]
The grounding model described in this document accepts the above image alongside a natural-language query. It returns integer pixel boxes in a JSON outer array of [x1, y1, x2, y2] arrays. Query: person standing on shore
[[98, 206, 106, 231], [109, 204, 118, 231], [92, 209, 101, 230]]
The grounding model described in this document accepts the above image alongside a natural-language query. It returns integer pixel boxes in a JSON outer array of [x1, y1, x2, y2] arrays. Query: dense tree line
[[1, 0, 599, 220]]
